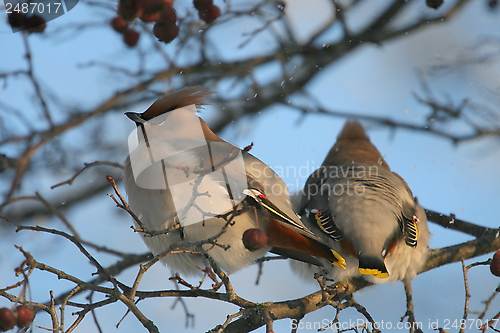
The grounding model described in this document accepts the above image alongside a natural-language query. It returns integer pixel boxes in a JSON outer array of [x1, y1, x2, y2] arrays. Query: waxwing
[[291, 120, 430, 284], [123, 87, 346, 276]]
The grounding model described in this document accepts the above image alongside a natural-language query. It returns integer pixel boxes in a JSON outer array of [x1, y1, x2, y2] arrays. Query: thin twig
[[478, 286, 499, 320], [51, 161, 123, 189], [460, 259, 471, 333], [106, 175, 148, 232]]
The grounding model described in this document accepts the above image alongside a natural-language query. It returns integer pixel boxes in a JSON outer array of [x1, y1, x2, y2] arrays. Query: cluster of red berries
[[194, 0, 221, 24], [111, 0, 222, 46], [7, 12, 46, 33], [111, 0, 179, 46], [0, 305, 35, 332]]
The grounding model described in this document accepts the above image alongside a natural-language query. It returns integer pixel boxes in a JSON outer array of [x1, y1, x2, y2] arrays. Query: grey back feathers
[[291, 120, 430, 284]]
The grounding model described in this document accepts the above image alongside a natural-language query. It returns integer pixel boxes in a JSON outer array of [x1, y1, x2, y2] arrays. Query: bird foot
[[401, 281, 424, 333]]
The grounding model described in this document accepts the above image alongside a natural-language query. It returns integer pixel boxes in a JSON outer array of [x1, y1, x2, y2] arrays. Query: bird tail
[[265, 219, 347, 269], [358, 255, 389, 279]]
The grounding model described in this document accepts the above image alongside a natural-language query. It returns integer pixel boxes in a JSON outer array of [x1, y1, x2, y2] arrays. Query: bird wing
[[302, 168, 344, 241], [399, 202, 420, 248], [242, 186, 318, 239]]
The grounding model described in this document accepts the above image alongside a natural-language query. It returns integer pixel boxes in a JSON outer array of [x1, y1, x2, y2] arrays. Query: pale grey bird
[[123, 87, 346, 277], [291, 120, 430, 284]]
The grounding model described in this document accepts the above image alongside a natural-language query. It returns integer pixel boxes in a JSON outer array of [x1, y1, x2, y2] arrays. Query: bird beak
[[125, 112, 146, 124]]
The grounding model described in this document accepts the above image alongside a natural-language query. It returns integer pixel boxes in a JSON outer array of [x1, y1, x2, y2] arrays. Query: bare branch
[[426, 209, 495, 238], [51, 161, 124, 189], [424, 229, 500, 273]]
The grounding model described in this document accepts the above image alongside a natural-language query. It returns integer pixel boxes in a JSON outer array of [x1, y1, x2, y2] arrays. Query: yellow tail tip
[[358, 268, 389, 279], [374, 272, 390, 278]]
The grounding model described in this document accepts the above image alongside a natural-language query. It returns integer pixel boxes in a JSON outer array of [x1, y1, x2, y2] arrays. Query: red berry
[[111, 16, 129, 32], [139, 11, 161, 22], [25, 15, 46, 33], [491, 259, 500, 276], [123, 29, 140, 47], [137, 0, 164, 14], [15, 305, 35, 328], [199, 5, 220, 23], [490, 249, 500, 277], [193, 0, 212, 10], [118, 0, 139, 21], [426, 0, 444, 9], [0, 308, 16, 332], [161, 0, 174, 5], [160, 4, 177, 24], [242, 228, 268, 252], [8, 12, 26, 28], [153, 22, 179, 43]]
